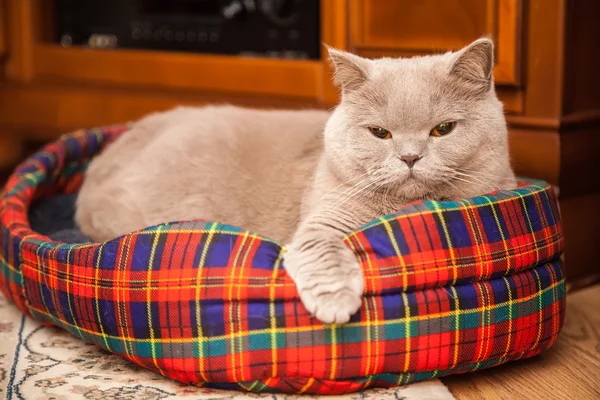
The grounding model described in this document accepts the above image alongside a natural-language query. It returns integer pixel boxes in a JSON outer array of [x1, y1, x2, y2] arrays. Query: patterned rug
[[0, 294, 454, 400]]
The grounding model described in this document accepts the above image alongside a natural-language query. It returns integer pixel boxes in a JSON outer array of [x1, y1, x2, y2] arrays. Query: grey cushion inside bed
[[28, 194, 92, 244]]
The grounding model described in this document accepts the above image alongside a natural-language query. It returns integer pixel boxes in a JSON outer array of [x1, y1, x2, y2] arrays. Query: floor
[[442, 284, 600, 400]]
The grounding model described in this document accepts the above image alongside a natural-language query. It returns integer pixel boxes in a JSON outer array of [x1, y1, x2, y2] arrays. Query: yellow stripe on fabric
[[49, 246, 64, 323], [347, 232, 377, 377], [146, 226, 166, 376], [364, 294, 375, 377], [531, 268, 544, 349], [475, 282, 489, 365], [463, 198, 488, 279], [330, 323, 338, 381], [137, 229, 281, 245], [119, 233, 135, 357], [195, 222, 217, 383], [519, 195, 541, 264], [25, 271, 297, 288], [124, 233, 137, 357], [472, 282, 487, 367], [432, 202, 458, 285], [229, 231, 249, 383], [115, 237, 126, 355], [26, 279, 565, 345], [93, 245, 112, 351], [501, 277, 514, 360], [381, 218, 408, 298], [238, 234, 255, 383], [481, 282, 493, 362], [450, 286, 460, 369], [65, 246, 85, 340], [482, 196, 511, 275], [270, 250, 284, 379], [298, 377, 315, 394], [33, 242, 52, 317], [533, 190, 551, 233], [546, 261, 561, 346], [402, 292, 411, 372]]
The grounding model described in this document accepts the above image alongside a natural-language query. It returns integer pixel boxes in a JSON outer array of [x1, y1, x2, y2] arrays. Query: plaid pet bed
[[0, 125, 566, 395]]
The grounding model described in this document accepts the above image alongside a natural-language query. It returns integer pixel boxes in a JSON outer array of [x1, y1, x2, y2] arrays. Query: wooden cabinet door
[[348, 0, 523, 86], [0, 0, 6, 59]]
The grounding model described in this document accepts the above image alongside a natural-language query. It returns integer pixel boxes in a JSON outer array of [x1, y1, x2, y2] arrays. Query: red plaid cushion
[[0, 125, 565, 394]]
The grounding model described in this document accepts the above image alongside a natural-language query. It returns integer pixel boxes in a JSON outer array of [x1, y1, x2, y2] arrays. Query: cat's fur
[[76, 38, 516, 324]]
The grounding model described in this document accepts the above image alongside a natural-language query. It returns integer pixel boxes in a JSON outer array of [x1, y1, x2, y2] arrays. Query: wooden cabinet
[[348, 0, 522, 86], [0, 0, 598, 281], [0, 0, 25, 169], [348, 0, 523, 113]]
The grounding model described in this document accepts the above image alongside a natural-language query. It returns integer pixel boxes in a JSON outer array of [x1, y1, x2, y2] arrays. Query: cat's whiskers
[[331, 176, 387, 211], [455, 168, 507, 180], [456, 168, 505, 185], [317, 178, 374, 213], [451, 171, 501, 191], [436, 165, 500, 190], [382, 184, 392, 210], [441, 178, 466, 198], [318, 173, 369, 202]]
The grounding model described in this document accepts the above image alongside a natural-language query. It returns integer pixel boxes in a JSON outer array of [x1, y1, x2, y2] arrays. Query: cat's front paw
[[283, 242, 364, 324]]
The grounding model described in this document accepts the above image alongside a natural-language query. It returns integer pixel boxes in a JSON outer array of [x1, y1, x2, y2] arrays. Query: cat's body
[[75, 106, 329, 244], [76, 38, 517, 324]]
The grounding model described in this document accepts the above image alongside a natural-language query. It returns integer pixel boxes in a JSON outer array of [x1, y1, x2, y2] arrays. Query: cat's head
[[324, 37, 516, 203]]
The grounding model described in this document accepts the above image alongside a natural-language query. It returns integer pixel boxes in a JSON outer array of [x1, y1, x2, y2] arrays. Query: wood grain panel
[[562, 0, 600, 117], [320, 0, 350, 106], [507, 129, 560, 186], [349, 0, 523, 86], [350, 0, 493, 51], [0, 83, 326, 139], [4, 0, 38, 81], [522, 0, 565, 119], [494, 0, 523, 84], [33, 45, 323, 99]]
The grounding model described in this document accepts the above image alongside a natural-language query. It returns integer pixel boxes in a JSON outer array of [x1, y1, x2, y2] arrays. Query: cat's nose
[[399, 154, 422, 168]]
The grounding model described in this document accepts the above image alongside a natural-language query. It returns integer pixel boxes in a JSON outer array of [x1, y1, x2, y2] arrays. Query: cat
[[75, 37, 517, 324]]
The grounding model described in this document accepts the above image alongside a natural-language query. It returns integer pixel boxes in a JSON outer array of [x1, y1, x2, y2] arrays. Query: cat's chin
[[391, 175, 439, 201]]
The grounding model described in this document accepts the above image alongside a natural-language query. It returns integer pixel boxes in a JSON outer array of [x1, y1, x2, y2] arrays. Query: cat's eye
[[369, 127, 392, 139], [430, 121, 457, 137]]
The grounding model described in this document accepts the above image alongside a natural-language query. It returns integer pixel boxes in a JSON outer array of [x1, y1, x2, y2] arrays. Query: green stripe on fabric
[[0, 254, 23, 286]]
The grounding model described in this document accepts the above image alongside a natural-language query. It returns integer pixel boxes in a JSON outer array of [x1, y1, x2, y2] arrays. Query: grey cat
[[76, 37, 516, 324]]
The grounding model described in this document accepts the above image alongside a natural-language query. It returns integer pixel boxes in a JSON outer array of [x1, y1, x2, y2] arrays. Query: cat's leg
[[283, 216, 364, 324]]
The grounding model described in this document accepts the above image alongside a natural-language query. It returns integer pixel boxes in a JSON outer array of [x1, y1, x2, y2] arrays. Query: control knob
[[258, 0, 301, 25], [220, 0, 256, 20]]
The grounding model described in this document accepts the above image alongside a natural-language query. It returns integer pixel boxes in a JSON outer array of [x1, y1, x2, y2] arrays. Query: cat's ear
[[326, 46, 371, 92], [450, 37, 495, 94]]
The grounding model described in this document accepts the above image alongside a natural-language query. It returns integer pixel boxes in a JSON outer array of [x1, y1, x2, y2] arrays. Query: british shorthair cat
[[76, 37, 516, 324]]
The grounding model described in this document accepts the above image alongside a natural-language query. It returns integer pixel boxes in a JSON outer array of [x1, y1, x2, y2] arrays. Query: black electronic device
[[54, 0, 321, 60]]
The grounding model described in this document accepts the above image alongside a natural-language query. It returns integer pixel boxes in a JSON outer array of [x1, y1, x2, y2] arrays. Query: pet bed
[[0, 124, 566, 395]]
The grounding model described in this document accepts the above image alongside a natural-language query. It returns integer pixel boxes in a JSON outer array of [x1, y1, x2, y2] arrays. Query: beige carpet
[[0, 293, 454, 400]]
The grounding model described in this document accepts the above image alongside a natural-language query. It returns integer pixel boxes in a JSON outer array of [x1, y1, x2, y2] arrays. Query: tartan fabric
[[0, 125, 566, 395]]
